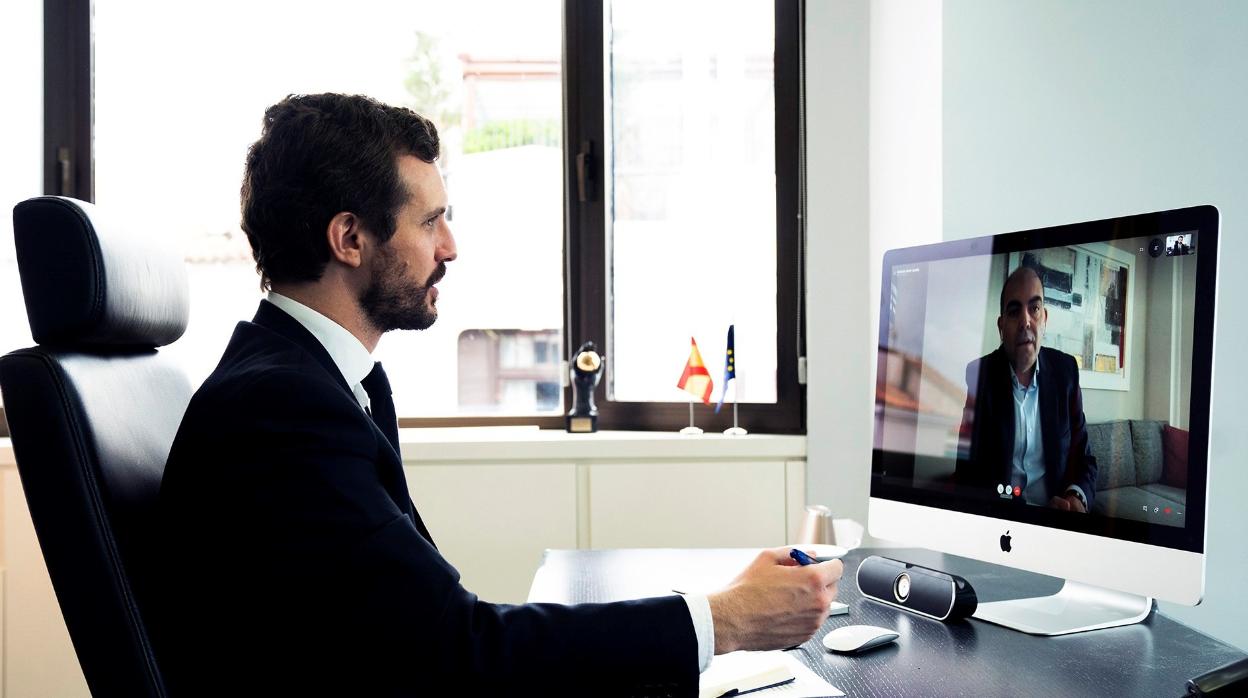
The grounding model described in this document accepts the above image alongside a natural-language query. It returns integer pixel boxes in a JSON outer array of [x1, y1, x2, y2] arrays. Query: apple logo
[[1000, 530, 1012, 553]]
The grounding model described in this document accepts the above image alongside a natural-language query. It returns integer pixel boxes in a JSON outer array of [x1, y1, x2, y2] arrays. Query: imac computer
[[868, 205, 1218, 635]]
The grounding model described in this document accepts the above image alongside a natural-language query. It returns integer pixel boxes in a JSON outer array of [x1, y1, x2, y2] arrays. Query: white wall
[[804, 0, 873, 532], [942, 0, 1247, 650], [867, 0, 943, 278], [807, 0, 1247, 651], [805, 0, 942, 542]]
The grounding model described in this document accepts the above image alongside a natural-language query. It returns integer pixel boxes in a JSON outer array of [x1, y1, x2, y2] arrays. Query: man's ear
[[996, 315, 1005, 342], [326, 212, 365, 269]]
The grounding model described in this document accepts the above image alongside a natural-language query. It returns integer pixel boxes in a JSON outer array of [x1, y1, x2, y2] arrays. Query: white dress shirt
[[1008, 354, 1087, 508], [266, 292, 375, 413], [1010, 355, 1049, 505], [263, 292, 716, 671]]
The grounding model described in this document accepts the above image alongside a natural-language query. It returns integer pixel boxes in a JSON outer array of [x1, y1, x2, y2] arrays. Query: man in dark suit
[[153, 93, 842, 697], [955, 266, 1098, 512]]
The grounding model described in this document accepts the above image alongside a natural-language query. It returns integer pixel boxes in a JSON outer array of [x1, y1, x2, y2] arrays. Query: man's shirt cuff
[[681, 593, 715, 672], [1066, 485, 1088, 508]]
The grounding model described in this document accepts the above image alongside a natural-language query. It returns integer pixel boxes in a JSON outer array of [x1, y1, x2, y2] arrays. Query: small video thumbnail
[[1166, 233, 1195, 257]]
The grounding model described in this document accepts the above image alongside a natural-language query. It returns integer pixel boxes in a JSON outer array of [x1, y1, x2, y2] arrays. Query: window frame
[[13, 0, 806, 436], [564, 0, 806, 434]]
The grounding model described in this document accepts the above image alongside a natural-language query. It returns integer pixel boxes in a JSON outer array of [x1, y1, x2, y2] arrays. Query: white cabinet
[[405, 463, 578, 604], [2, 468, 90, 698], [399, 431, 807, 602], [588, 461, 788, 549]]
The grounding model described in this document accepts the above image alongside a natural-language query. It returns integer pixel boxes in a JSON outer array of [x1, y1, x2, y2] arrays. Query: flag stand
[[723, 401, 747, 436], [720, 354, 747, 435], [680, 398, 703, 435], [714, 324, 745, 435], [677, 336, 709, 434]]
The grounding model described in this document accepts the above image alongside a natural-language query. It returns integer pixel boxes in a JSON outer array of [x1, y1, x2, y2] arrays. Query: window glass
[[606, 0, 778, 404], [93, 0, 563, 417], [457, 329, 561, 413], [0, 0, 42, 360]]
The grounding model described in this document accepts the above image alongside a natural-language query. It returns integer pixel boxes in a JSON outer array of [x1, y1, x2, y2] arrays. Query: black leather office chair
[[0, 196, 192, 697]]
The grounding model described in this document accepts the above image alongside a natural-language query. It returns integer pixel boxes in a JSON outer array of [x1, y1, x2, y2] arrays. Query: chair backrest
[[0, 196, 192, 698]]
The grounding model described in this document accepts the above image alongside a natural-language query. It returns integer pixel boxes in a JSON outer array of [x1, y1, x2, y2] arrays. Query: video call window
[[875, 235, 1198, 529], [1166, 232, 1196, 257]]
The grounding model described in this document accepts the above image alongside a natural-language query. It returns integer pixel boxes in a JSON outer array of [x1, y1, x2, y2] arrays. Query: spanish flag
[[677, 337, 713, 404]]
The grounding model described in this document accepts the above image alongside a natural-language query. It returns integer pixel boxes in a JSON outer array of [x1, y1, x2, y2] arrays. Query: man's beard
[[359, 247, 446, 333]]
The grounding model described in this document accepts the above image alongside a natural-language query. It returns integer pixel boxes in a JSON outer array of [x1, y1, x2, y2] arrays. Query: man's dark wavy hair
[[241, 93, 440, 290]]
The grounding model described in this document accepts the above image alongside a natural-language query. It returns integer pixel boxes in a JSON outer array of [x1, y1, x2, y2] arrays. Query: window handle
[[576, 141, 594, 202], [57, 146, 74, 197]]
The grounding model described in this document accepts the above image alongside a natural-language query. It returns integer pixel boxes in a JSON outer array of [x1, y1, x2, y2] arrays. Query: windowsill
[[0, 429, 807, 469], [394, 427, 806, 463]]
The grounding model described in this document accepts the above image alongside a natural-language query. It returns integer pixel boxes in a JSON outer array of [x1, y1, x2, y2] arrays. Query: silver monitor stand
[[973, 579, 1153, 636]]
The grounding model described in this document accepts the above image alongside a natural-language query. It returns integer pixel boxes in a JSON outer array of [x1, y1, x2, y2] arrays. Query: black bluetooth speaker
[[856, 555, 978, 621]]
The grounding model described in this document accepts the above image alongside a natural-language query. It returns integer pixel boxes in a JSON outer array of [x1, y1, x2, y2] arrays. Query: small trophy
[[567, 341, 605, 433]]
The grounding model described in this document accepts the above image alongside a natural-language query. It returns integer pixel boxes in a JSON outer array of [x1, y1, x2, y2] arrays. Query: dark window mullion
[[774, 0, 805, 431], [563, 0, 608, 415], [43, 0, 92, 201]]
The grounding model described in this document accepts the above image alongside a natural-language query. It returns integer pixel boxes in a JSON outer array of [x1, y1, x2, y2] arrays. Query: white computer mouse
[[822, 624, 899, 653]]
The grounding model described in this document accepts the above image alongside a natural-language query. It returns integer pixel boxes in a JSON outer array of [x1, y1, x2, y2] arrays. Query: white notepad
[[699, 650, 844, 698]]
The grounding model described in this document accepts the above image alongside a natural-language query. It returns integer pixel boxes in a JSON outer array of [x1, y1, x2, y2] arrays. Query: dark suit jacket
[[954, 346, 1098, 509], [153, 301, 696, 697]]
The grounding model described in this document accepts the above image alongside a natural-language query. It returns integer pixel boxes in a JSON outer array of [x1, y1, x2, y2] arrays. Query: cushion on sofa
[[1162, 425, 1190, 489], [1093, 486, 1187, 527], [1088, 421, 1136, 491], [1139, 483, 1187, 506], [1131, 419, 1165, 485]]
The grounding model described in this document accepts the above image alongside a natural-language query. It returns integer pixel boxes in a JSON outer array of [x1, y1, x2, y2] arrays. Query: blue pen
[[789, 548, 817, 565], [790, 548, 843, 565]]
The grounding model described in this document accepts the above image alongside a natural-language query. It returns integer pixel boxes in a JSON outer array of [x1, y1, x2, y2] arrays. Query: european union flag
[[715, 325, 736, 413]]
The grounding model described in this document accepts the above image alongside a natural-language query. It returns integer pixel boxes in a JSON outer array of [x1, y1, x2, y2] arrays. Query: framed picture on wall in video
[[1008, 241, 1134, 391]]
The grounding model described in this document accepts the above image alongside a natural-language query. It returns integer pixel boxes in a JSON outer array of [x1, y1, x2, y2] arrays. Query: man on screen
[[152, 93, 842, 697], [955, 265, 1098, 512]]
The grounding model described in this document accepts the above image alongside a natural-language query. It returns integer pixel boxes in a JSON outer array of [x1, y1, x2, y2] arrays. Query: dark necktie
[[360, 361, 436, 548], [361, 361, 400, 452]]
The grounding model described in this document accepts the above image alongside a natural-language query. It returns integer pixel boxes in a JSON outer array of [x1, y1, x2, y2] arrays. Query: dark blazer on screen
[[954, 346, 1098, 509], [152, 301, 696, 697]]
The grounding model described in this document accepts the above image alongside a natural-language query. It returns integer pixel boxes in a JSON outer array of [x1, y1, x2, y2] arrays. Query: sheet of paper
[[699, 650, 844, 698]]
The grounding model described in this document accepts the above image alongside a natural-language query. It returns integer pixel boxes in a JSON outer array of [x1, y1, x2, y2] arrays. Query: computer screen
[[868, 205, 1218, 632]]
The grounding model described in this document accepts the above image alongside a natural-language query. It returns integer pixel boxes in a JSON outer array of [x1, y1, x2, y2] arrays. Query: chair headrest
[[12, 196, 189, 348]]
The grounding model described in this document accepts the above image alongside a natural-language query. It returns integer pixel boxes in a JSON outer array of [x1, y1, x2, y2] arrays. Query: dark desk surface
[[528, 547, 1246, 698]]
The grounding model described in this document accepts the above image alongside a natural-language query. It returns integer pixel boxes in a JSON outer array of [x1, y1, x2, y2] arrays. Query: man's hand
[[707, 547, 843, 654], [1048, 492, 1087, 513]]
